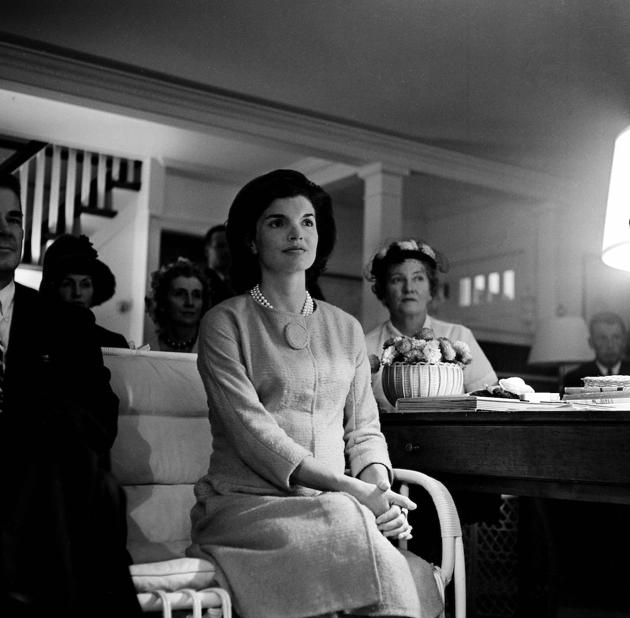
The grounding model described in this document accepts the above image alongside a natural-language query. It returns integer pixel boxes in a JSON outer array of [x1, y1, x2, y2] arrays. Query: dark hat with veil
[[40, 234, 116, 307]]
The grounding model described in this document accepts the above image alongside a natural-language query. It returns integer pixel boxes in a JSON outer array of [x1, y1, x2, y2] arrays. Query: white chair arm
[[394, 467, 466, 618]]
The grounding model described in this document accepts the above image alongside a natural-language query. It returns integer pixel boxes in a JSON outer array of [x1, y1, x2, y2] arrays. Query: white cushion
[[103, 350, 213, 564], [103, 349, 207, 418], [130, 557, 216, 592], [111, 415, 211, 484]]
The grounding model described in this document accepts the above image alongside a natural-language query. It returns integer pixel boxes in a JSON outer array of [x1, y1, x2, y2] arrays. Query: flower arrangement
[[380, 328, 473, 367]]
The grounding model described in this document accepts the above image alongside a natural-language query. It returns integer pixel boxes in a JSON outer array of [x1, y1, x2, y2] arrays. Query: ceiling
[[1, 0, 630, 207]]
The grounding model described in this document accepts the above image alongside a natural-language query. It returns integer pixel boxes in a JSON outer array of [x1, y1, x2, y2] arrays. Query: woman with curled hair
[[145, 257, 211, 353], [187, 170, 443, 618], [365, 239, 497, 413]]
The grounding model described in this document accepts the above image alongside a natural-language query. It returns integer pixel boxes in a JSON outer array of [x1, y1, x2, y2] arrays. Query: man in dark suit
[[202, 223, 235, 305], [0, 172, 141, 617], [562, 311, 630, 391]]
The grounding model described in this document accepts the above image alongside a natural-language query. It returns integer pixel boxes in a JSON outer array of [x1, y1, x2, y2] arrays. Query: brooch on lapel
[[284, 322, 309, 350]]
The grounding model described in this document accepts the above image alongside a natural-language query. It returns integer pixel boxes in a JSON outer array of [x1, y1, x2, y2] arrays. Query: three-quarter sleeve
[[343, 320, 392, 479]]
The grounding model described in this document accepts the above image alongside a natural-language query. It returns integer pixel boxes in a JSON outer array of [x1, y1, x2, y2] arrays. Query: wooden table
[[381, 409, 630, 504], [382, 409, 630, 615]]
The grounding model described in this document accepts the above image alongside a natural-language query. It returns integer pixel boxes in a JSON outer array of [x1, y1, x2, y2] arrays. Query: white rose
[[419, 243, 436, 260]]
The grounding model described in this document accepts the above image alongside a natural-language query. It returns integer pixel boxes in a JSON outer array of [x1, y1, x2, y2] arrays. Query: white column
[[358, 163, 409, 330], [534, 202, 560, 321]]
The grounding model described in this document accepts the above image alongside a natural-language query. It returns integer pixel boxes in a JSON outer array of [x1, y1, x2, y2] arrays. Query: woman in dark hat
[[40, 234, 129, 348]]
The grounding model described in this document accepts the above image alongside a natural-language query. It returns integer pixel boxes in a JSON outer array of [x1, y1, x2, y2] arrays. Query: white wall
[[325, 196, 364, 278], [418, 198, 539, 344], [91, 185, 149, 347], [163, 171, 237, 229]]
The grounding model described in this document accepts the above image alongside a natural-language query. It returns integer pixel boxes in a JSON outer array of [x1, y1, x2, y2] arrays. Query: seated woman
[[365, 239, 497, 413], [40, 234, 129, 348], [186, 170, 443, 618], [145, 257, 211, 353]]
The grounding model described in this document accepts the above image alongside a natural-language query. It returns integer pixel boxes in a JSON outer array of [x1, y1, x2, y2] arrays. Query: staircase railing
[[13, 144, 141, 266]]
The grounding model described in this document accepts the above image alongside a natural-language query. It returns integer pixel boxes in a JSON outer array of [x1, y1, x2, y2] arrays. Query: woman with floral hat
[[365, 238, 497, 413]]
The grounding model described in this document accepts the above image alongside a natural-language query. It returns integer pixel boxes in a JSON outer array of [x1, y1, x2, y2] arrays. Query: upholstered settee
[[106, 348, 230, 617], [104, 348, 465, 618]]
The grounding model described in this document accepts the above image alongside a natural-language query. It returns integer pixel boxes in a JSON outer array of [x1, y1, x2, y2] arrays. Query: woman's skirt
[[186, 490, 443, 618]]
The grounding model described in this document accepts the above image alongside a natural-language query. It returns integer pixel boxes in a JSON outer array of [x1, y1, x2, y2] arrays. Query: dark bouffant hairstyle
[[365, 239, 448, 302], [226, 169, 336, 293], [146, 257, 211, 333]]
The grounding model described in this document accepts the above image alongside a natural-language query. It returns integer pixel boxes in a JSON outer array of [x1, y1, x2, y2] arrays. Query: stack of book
[[563, 386, 630, 408], [396, 395, 567, 413]]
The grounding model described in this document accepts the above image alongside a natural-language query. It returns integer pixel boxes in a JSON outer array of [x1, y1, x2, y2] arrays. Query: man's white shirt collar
[[596, 360, 621, 376], [0, 279, 16, 347], [0, 279, 16, 318]]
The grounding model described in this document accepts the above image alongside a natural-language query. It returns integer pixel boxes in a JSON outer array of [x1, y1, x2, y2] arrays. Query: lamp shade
[[602, 126, 630, 271], [528, 315, 593, 365]]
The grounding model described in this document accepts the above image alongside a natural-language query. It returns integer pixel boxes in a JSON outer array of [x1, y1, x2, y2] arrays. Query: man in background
[[202, 224, 234, 305], [0, 172, 140, 617], [562, 311, 630, 391]]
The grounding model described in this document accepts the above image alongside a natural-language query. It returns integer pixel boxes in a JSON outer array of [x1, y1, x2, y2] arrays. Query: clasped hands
[[364, 479, 415, 541]]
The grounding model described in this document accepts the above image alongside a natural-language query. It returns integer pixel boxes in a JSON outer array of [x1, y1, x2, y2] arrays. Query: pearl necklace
[[160, 334, 196, 351], [250, 284, 314, 317]]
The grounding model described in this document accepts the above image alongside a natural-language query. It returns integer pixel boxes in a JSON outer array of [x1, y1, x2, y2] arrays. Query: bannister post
[[65, 148, 77, 235], [48, 145, 61, 236], [30, 150, 46, 264]]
